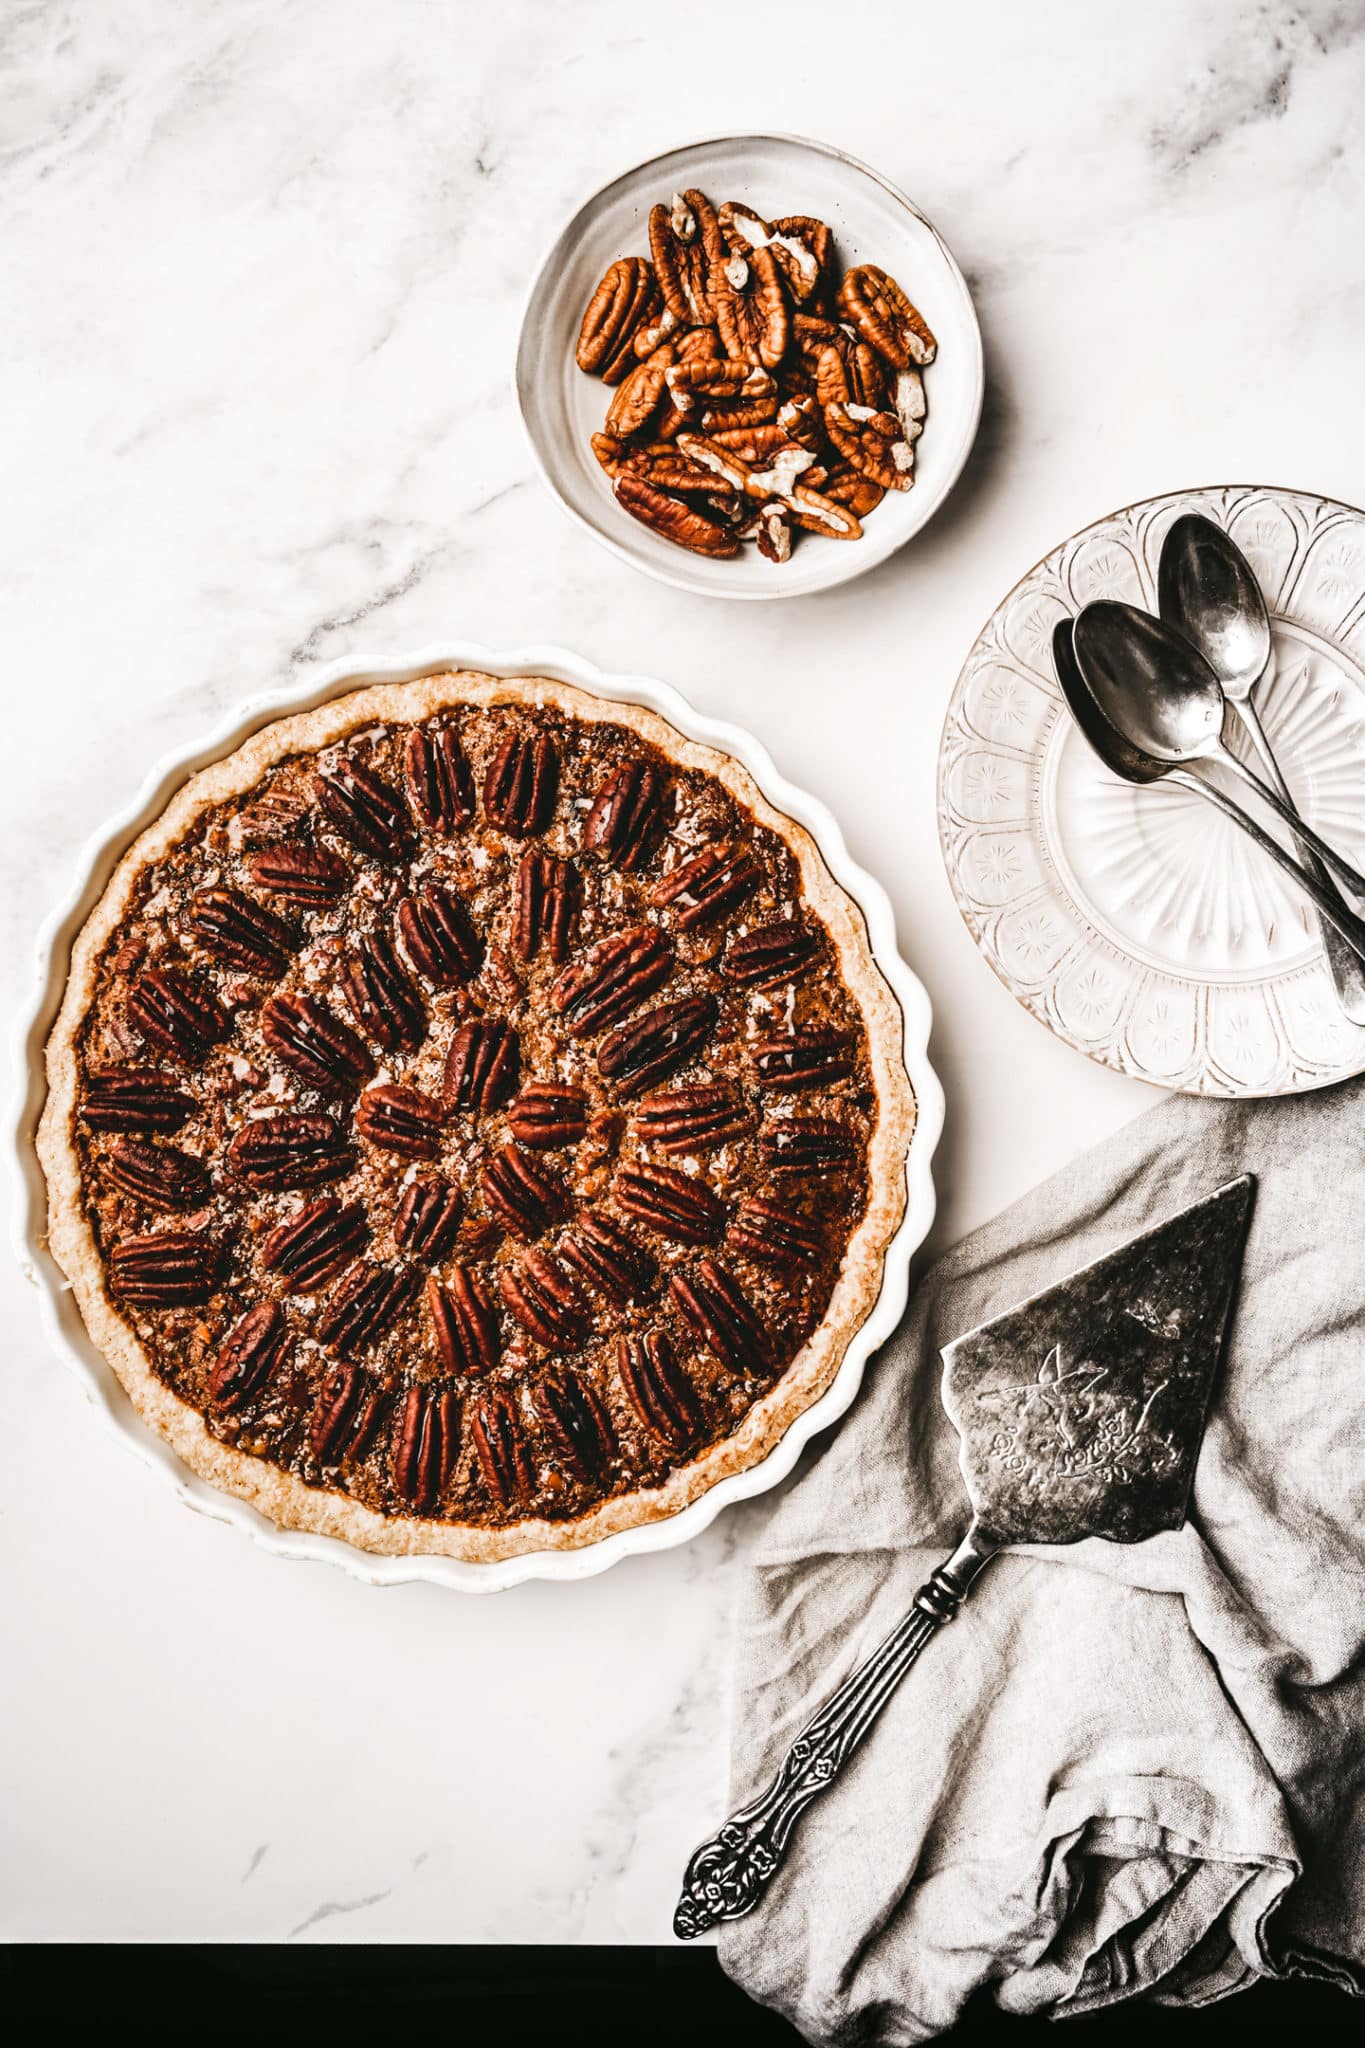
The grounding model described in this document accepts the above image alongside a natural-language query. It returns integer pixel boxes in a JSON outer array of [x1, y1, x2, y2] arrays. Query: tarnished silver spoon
[[1052, 621, 1365, 966], [1158, 513, 1365, 1022], [1072, 601, 1365, 901]]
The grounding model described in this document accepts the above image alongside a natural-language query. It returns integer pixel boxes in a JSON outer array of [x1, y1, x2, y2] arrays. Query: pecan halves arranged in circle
[[823, 401, 916, 491], [669, 1258, 771, 1376], [838, 263, 937, 368], [341, 931, 428, 1052], [428, 1267, 500, 1376], [613, 473, 739, 558], [561, 1210, 657, 1305], [632, 1083, 751, 1154], [506, 1082, 589, 1148], [584, 760, 669, 870], [127, 969, 230, 1065], [261, 1197, 370, 1292], [397, 881, 483, 986], [309, 1361, 389, 1466], [482, 731, 558, 835], [392, 1381, 461, 1511], [617, 1331, 699, 1453], [187, 888, 298, 980], [394, 1179, 463, 1263], [404, 724, 475, 834], [551, 924, 673, 1037], [314, 756, 414, 866], [750, 1031, 856, 1091], [759, 1116, 857, 1174], [103, 1139, 210, 1211], [356, 1083, 444, 1159], [614, 1162, 726, 1245], [226, 1112, 353, 1190], [650, 844, 759, 930], [108, 1230, 222, 1308], [246, 844, 350, 906], [530, 1365, 616, 1477], [649, 189, 723, 325], [576, 256, 661, 381], [260, 992, 375, 1097], [500, 1252, 590, 1352], [596, 993, 717, 1098], [211, 1302, 293, 1412], [721, 918, 821, 988], [514, 851, 580, 965], [80, 1068, 193, 1133], [317, 1259, 420, 1357], [726, 1197, 824, 1271], [470, 1385, 535, 1509], [482, 1143, 565, 1241], [442, 1015, 520, 1113]]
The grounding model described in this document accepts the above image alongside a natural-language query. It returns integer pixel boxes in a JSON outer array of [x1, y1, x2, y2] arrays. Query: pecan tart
[[39, 672, 914, 1561]]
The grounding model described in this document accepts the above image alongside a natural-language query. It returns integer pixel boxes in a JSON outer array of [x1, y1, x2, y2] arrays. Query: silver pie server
[[674, 1175, 1256, 1939], [1157, 512, 1365, 1024], [1053, 621, 1365, 966]]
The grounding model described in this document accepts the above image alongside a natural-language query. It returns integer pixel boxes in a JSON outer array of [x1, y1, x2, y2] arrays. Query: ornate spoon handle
[[674, 1525, 998, 1939]]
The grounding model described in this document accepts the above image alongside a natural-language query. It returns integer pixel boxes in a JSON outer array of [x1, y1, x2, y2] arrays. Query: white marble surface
[[5, 0, 1364, 1944]]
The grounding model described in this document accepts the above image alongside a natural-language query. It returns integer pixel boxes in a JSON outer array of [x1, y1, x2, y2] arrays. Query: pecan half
[[750, 1032, 855, 1090], [665, 359, 776, 415], [507, 1082, 589, 1148], [260, 992, 375, 1097], [261, 1197, 370, 1291], [669, 1259, 771, 1376], [596, 994, 716, 1097], [721, 919, 820, 988], [756, 503, 792, 563], [500, 1252, 590, 1352], [229, 790, 310, 849], [309, 1361, 388, 1465], [714, 244, 789, 369], [759, 1116, 857, 1174], [584, 761, 669, 871], [604, 343, 676, 439], [317, 1260, 420, 1356], [513, 851, 580, 965], [470, 1385, 535, 1509], [530, 1365, 616, 1477], [404, 725, 475, 834], [719, 203, 826, 305], [127, 969, 230, 1065], [442, 1015, 519, 1113], [103, 1138, 211, 1211], [649, 190, 723, 324], [428, 1268, 501, 1376], [392, 1382, 461, 1510], [551, 925, 673, 1037], [613, 473, 738, 558], [632, 1083, 751, 1154], [784, 483, 863, 540], [108, 1230, 221, 1308], [617, 1330, 699, 1453], [614, 1162, 725, 1244], [356, 1083, 444, 1158], [823, 400, 915, 491], [838, 264, 937, 368], [80, 1068, 193, 1133], [482, 1144, 564, 1241], [397, 881, 483, 986], [726, 1197, 824, 1270], [482, 731, 558, 835], [341, 932, 427, 1053], [650, 844, 758, 929], [314, 756, 414, 866], [226, 1112, 353, 1190], [576, 256, 661, 381], [819, 461, 886, 518], [187, 888, 298, 979], [211, 1302, 293, 1411], [893, 366, 927, 444], [630, 304, 684, 358], [394, 1179, 463, 1263], [562, 1210, 657, 1305], [246, 844, 350, 906]]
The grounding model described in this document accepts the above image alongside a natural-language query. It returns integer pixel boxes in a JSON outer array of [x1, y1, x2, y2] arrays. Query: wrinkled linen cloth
[[719, 1080, 1365, 2042]]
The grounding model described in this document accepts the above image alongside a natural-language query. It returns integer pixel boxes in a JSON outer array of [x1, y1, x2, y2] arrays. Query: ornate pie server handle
[[673, 1523, 999, 1939]]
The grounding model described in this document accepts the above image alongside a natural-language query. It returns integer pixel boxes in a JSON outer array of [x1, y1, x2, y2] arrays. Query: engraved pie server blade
[[673, 1174, 1255, 1939]]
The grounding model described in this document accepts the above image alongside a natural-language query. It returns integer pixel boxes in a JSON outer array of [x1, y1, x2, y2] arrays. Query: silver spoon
[[1052, 621, 1365, 966], [1158, 513, 1365, 1023], [1072, 601, 1365, 900]]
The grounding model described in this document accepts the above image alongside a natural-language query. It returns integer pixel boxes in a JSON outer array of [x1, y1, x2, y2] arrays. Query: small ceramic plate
[[516, 133, 983, 600], [938, 485, 1365, 1097]]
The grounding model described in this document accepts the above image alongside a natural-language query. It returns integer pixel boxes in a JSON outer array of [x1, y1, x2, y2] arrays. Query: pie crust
[[38, 671, 915, 1561]]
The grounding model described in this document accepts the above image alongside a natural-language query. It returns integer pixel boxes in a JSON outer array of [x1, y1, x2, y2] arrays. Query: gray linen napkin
[[719, 1079, 1365, 2042]]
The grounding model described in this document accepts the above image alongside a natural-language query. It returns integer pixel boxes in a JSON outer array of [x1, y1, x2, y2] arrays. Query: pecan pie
[[39, 672, 914, 1561]]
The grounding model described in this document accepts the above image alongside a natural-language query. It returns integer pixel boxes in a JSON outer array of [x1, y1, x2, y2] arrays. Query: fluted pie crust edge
[[38, 670, 915, 1562]]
